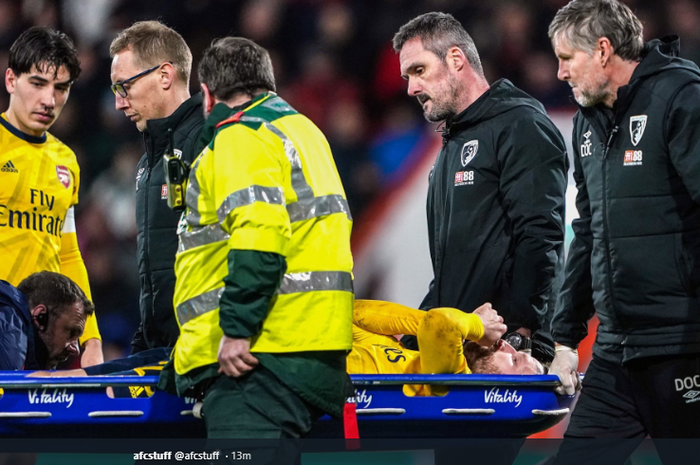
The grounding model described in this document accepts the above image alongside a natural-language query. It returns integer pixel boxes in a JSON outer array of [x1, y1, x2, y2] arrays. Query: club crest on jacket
[[461, 140, 479, 167], [630, 115, 647, 146]]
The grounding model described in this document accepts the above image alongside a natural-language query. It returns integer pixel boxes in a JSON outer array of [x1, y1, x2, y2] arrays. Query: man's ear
[[31, 305, 49, 332], [160, 62, 175, 90], [5, 68, 17, 94], [447, 46, 467, 72], [598, 37, 614, 67], [201, 83, 215, 114]]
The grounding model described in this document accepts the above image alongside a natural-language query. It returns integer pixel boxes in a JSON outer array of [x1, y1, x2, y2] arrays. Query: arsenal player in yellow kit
[[0, 27, 102, 367], [348, 300, 545, 396]]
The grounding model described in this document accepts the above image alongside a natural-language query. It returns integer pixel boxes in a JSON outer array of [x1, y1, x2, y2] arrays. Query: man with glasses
[[110, 21, 204, 355]]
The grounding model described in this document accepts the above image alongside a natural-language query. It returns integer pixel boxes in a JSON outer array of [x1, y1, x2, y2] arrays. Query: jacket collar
[[197, 92, 272, 152], [0, 114, 47, 144], [143, 93, 204, 164], [443, 79, 545, 137], [580, 36, 699, 126]]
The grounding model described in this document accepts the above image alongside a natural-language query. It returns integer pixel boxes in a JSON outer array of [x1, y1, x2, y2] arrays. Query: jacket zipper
[[143, 135, 154, 305], [601, 125, 619, 326], [434, 129, 451, 303]]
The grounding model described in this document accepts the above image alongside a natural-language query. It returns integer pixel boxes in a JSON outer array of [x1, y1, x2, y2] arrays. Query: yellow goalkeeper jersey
[[347, 301, 485, 396], [0, 114, 100, 343]]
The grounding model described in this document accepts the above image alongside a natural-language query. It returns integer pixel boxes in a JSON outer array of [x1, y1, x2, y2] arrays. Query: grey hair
[[548, 0, 643, 61], [393, 12, 484, 77]]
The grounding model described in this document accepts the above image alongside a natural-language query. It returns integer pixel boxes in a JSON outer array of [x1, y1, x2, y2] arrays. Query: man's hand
[[217, 335, 259, 377], [473, 302, 507, 346], [81, 338, 104, 368], [550, 344, 581, 395]]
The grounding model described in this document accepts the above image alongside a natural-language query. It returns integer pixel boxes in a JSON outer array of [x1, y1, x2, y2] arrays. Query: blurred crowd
[[1, 0, 699, 359]]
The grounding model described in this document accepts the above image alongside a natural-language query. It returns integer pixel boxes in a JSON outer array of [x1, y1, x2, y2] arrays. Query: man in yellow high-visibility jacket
[[159, 37, 353, 456]]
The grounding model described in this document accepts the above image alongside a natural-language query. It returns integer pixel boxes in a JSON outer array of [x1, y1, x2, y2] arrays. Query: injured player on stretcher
[[30, 300, 544, 398], [347, 300, 545, 395]]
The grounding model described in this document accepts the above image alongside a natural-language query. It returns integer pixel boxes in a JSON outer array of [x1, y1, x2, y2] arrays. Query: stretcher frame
[[0, 372, 575, 438]]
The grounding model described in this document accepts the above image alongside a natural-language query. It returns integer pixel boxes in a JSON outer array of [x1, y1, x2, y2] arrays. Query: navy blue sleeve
[[0, 308, 28, 370]]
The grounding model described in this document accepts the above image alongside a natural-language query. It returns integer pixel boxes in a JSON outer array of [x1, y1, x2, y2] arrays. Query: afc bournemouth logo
[[630, 115, 647, 146], [460, 140, 479, 167], [56, 165, 70, 189], [580, 130, 592, 158]]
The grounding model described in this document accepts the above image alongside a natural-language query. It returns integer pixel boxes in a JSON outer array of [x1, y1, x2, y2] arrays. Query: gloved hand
[[549, 344, 580, 396]]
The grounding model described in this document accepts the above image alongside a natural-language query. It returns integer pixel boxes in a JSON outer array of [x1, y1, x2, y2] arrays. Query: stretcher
[[0, 372, 575, 438]]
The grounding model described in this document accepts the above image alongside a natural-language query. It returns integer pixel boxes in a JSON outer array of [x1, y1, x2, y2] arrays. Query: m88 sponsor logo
[[624, 150, 642, 166], [455, 170, 474, 186]]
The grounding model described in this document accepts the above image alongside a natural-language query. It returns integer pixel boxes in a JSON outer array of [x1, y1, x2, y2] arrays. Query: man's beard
[[573, 78, 610, 107], [38, 329, 69, 369], [463, 341, 499, 374], [422, 74, 462, 122]]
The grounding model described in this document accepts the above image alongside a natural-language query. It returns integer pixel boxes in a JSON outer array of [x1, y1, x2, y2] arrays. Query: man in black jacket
[[109, 21, 205, 353], [548, 0, 700, 457], [393, 13, 568, 364], [0, 271, 94, 371]]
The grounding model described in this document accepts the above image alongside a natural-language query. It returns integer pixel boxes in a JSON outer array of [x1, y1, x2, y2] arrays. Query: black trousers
[[553, 353, 700, 465]]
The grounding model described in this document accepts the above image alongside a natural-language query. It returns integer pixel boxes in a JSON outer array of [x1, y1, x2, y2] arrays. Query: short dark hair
[[548, 0, 643, 61], [17, 271, 94, 320], [393, 12, 484, 77], [110, 21, 192, 86], [9, 27, 81, 82], [198, 37, 276, 102]]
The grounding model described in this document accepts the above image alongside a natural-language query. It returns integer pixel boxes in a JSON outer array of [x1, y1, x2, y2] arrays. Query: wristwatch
[[504, 332, 532, 353]]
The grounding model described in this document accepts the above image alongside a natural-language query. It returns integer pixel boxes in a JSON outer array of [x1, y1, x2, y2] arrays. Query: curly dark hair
[[9, 27, 81, 81]]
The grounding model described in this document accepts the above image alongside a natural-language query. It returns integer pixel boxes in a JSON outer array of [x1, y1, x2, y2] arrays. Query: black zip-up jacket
[[132, 93, 205, 353], [422, 79, 568, 334], [0, 280, 38, 370], [553, 37, 700, 363]]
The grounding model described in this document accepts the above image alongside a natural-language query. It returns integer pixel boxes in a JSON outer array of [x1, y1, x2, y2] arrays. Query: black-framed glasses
[[111, 62, 172, 98]]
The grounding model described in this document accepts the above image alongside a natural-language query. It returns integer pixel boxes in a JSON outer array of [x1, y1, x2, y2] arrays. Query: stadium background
[[0, 0, 699, 446]]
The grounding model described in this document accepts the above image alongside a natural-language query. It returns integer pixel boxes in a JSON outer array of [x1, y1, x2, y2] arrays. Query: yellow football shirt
[[0, 113, 100, 342], [347, 301, 483, 396]]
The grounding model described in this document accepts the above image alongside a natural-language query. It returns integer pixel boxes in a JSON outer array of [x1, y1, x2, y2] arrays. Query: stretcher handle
[[350, 374, 561, 387], [0, 375, 161, 389], [0, 373, 569, 389]]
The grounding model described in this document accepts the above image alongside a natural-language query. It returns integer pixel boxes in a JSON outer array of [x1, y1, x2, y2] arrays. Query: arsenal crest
[[630, 115, 647, 146], [461, 140, 479, 167], [56, 165, 71, 189]]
